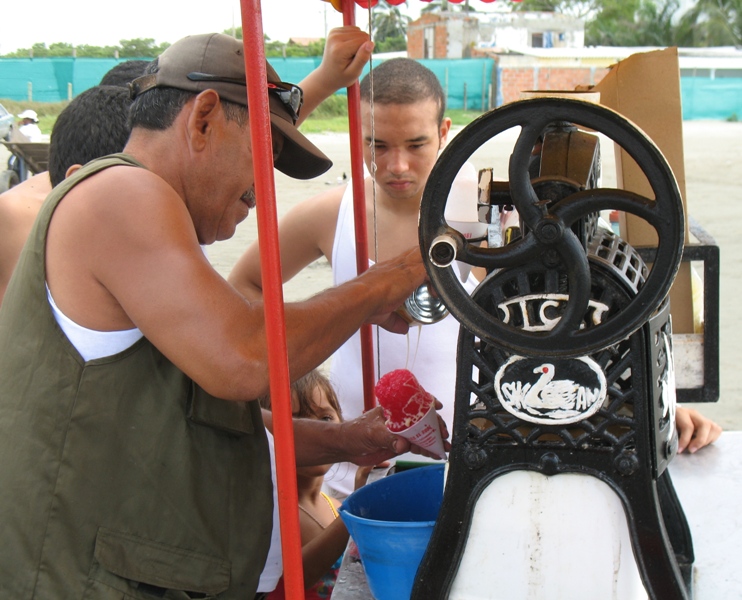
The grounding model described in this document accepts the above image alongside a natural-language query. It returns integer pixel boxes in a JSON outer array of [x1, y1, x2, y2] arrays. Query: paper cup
[[395, 404, 446, 460]]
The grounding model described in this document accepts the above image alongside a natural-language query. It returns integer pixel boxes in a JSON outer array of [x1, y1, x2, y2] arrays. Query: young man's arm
[[228, 184, 345, 300], [296, 26, 373, 125]]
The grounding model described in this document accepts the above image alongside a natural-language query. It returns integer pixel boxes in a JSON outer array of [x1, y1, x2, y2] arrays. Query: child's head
[[260, 369, 343, 423]]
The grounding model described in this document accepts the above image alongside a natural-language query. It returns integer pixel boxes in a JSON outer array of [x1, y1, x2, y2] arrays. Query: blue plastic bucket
[[339, 464, 444, 600]]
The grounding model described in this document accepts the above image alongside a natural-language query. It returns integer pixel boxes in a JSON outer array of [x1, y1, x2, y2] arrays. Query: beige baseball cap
[[130, 33, 332, 180]]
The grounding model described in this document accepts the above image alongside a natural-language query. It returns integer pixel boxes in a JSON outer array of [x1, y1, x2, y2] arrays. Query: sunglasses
[[187, 72, 303, 124]]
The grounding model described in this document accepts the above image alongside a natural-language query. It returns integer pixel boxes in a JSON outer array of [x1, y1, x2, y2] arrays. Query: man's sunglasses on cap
[[186, 72, 303, 124]]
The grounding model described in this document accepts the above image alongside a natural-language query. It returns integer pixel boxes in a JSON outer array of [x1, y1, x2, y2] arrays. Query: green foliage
[[375, 35, 408, 53], [518, 0, 723, 47], [372, 2, 411, 43], [586, 0, 680, 46], [514, 0, 598, 19], [421, 0, 478, 13], [2, 38, 168, 58], [226, 26, 326, 57], [309, 94, 348, 118], [446, 109, 485, 126], [675, 0, 742, 47], [265, 39, 326, 58], [117, 38, 170, 58]]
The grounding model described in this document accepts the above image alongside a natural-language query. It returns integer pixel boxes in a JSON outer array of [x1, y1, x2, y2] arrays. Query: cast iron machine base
[[413, 98, 692, 599]]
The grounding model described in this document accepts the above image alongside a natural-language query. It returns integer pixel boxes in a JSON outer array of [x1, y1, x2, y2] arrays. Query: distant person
[[16, 109, 43, 141]]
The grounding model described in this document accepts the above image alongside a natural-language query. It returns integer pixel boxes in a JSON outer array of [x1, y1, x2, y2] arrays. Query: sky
[[0, 1, 423, 55], [1, 1, 702, 55]]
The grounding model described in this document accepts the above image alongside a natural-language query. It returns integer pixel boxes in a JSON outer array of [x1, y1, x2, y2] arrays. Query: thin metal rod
[[240, 1, 304, 598], [342, 0, 377, 412]]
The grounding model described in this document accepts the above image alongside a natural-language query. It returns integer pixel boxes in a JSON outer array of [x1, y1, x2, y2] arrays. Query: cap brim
[[270, 114, 332, 180]]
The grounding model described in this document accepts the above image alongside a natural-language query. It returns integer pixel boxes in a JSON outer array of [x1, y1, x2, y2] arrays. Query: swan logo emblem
[[495, 356, 607, 424]]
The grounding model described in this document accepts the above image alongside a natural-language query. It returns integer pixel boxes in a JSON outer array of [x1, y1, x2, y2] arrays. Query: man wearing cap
[[0, 33, 435, 597], [16, 109, 43, 141]]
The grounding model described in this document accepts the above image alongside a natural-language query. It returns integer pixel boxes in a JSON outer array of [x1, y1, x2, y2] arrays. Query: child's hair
[[259, 369, 343, 421]]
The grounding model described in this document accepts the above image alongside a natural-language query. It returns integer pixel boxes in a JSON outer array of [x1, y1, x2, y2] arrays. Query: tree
[[513, 0, 599, 18], [1, 38, 166, 58], [371, 1, 411, 52], [117, 38, 169, 58], [585, 0, 679, 46], [675, 0, 742, 46], [224, 28, 326, 57], [421, 0, 482, 13]]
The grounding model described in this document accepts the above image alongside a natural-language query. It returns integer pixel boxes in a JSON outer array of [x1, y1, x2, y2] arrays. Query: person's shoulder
[[0, 173, 50, 225], [62, 160, 187, 231]]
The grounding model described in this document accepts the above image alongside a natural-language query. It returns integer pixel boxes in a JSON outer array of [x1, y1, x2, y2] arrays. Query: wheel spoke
[[509, 123, 548, 227], [455, 236, 541, 270], [550, 233, 592, 335]]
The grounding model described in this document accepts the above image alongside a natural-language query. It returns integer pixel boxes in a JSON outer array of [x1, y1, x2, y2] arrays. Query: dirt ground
[[208, 120, 742, 430]]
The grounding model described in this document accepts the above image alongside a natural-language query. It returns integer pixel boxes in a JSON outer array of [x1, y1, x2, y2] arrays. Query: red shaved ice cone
[[375, 369, 446, 459]]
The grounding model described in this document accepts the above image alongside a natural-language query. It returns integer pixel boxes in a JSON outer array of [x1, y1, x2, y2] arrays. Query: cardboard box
[[592, 47, 693, 333]]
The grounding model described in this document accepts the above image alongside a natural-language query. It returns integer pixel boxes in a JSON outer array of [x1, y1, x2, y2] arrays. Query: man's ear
[[439, 117, 452, 145], [64, 164, 82, 179], [187, 89, 222, 150]]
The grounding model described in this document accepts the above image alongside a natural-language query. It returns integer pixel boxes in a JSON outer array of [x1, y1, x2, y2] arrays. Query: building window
[[424, 27, 435, 59], [532, 32, 544, 48]]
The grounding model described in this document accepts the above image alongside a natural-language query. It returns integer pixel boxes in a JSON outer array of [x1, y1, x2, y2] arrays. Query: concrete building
[[408, 10, 585, 60]]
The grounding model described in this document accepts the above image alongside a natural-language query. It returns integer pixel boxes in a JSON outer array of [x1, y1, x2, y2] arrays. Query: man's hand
[[296, 26, 374, 124], [676, 406, 722, 453], [359, 247, 428, 333], [340, 404, 451, 467], [316, 26, 374, 92]]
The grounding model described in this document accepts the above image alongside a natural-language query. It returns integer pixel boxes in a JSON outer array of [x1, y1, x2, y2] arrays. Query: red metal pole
[[342, 0, 377, 412], [240, 2, 304, 599]]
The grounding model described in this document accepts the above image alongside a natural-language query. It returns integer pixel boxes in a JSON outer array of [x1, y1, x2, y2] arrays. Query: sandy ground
[[209, 120, 742, 430]]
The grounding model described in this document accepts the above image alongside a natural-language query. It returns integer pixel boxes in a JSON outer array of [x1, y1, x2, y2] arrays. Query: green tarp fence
[[680, 77, 742, 121], [1, 57, 740, 120], [0, 57, 497, 111], [268, 57, 496, 111]]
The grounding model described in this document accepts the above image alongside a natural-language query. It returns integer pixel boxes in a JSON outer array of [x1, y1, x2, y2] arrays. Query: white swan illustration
[[523, 364, 579, 412]]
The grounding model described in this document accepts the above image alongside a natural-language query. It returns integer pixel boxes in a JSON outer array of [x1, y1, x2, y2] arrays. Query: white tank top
[[44, 247, 213, 362], [47, 285, 143, 361], [325, 179, 479, 497]]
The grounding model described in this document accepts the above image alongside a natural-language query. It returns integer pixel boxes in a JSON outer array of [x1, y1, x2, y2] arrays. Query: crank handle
[[429, 232, 465, 268]]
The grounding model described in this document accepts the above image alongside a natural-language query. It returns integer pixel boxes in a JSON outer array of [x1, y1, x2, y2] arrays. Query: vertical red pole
[[240, 2, 304, 598], [342, 0, 377, 412]]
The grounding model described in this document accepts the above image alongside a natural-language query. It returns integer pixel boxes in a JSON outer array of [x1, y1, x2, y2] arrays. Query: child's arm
[[300, 518, 350, 588]]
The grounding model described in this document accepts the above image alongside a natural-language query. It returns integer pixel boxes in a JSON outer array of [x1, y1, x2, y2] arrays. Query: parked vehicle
[[0, 103, 14, 141]]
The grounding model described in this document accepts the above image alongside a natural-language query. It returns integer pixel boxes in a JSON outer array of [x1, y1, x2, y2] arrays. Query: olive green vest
[[0, 154, 272, 598]]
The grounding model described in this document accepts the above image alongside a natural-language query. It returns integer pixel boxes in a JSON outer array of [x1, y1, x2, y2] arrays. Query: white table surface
[[670, 430, 742, 598], [334, 431, 742, 599]]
